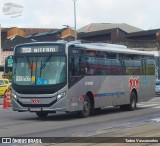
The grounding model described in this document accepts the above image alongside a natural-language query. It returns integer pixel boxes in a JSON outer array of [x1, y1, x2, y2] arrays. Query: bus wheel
[[129, 91, 137, 111], [36, 112, 48, 118], [79, 96, 91, 118], [120, 91, 137, 111], [126, 91, 137, 111]]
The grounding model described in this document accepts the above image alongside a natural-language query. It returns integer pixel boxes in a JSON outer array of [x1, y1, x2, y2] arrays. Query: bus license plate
[[30, 107, 41, 112]]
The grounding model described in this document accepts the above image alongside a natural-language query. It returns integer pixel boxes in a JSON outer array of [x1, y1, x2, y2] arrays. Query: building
[[77, 23, 160, 50], [78, 23, 142, 42]]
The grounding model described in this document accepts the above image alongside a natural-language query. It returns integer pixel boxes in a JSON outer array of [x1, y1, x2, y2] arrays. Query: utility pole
[[73, 0, 77, 40], [156, 31, 160, 79]]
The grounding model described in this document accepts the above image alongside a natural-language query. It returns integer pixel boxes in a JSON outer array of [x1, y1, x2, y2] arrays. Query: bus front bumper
[[12, 96, 68, 112]]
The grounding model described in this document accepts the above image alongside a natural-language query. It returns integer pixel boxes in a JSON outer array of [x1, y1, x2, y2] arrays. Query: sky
[[0, 0, 160, 30]]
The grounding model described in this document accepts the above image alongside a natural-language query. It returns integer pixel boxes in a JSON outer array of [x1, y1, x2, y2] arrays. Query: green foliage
[[6, 72, 13, 80]]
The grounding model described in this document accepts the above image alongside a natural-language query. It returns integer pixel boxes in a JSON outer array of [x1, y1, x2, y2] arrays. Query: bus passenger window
[[70, 56, 81, 77]]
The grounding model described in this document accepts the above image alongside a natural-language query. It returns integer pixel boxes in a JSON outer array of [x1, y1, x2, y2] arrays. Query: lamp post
[[156, 31, 160, 79], [73, 0, 77, 41]]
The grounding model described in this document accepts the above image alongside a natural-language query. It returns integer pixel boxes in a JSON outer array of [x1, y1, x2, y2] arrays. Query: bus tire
[[119, 105, 127, 110], [129, 91, 137, 111], [126, 91, 137, 111], [120, 91, 137, 111], [36, 111, 48, 118], [79, 96, 91, 118]]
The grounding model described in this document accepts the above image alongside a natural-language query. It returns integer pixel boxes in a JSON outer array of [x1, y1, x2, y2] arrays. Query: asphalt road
[[0, 96, 160, 146]]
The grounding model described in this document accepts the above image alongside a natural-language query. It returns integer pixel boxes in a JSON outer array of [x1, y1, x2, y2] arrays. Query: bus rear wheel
[[129, 91, 137, 111], [79, 96, 91, 118], [36, 111, 48, 118], [120, 91, 137, 111]]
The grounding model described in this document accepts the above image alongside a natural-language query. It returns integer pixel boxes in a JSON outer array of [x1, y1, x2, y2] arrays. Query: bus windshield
[[13, 55, 66, 85]]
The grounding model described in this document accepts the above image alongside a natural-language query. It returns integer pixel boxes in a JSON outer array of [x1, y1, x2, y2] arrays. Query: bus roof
[[14, 41, 154, 56], [72, 43, 154, 56]]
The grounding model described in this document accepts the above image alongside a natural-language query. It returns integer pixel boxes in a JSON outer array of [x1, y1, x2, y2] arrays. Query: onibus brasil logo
[[2, 3, 23, 18]]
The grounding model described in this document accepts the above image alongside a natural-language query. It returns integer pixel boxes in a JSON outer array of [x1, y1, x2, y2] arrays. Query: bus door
[[68, 46, 87, 110]]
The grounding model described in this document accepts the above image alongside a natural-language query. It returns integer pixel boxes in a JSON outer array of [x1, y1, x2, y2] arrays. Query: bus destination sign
[[17, 45, 64, 54], [21, 47, 58, 53]]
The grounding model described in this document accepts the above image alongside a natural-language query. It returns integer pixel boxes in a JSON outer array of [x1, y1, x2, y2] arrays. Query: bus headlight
[[12, 92, 17, 100], [57, 92, 66, 101]]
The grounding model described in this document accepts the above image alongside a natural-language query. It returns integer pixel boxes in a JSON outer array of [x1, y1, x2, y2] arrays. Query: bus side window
[[123, 54, 134, 75], [69, 47, 86, 87], [86, 50, 99, 75], [69, 50, 79, 77], [146, 57, 155, 75], [70, 56, 75, 76]]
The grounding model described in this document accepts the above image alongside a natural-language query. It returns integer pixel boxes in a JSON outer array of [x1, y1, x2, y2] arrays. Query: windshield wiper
[[40, 54, 52, 77], [41, 54, 52, 69], [26, 55, 31, 66]]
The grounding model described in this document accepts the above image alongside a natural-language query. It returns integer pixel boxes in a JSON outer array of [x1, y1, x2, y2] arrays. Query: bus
[[11, 41, 155, 118]]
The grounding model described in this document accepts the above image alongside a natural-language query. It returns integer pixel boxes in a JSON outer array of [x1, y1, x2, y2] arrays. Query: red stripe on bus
[[82, 95, 86, 98], [93, 94, 98, 97], [79, 95, 86, 102]]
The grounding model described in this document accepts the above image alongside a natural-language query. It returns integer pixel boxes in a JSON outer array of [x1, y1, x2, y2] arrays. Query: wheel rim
[[83, 101, 89, 113], [132, 100, 134, 108]]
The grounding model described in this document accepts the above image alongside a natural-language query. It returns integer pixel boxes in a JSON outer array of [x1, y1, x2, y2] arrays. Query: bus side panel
[[122, 75, 155, 103], [67, 75, 155, 112], [140, 75, 155, 102], [68, 75, 127, 110], [68, 76, 100, 112], [123, 76, 141, 104], [98, 76, 115, 106], [107, 76, 126, 106]]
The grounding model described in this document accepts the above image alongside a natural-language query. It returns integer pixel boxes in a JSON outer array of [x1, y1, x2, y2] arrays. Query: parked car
[[155, 80, 160, 95], [0, 79, 11, 96]]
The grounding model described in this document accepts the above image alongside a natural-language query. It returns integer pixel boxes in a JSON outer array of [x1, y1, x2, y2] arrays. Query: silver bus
[[11, 41, 155, 118]]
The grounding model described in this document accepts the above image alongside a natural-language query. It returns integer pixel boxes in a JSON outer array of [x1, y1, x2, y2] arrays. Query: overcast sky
[[0, 0, 160, 30]]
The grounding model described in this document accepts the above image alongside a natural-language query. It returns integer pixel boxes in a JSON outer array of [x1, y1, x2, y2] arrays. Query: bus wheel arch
[[78, 91, 94, 118], [86, 91, 94, 114]]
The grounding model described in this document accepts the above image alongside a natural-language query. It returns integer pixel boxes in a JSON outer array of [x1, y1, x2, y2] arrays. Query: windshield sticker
[[36, 78, 48, 85], [31, 76, 35, 82], [16, 76, 31, 82], [36, 78, 43, 85], [44, 80, 48, 85]]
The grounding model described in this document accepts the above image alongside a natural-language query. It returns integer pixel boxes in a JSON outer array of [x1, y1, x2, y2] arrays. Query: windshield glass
[[0, 80, 4, 85], [13, 55, 66, 85], [4, 80, 9, 84]]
